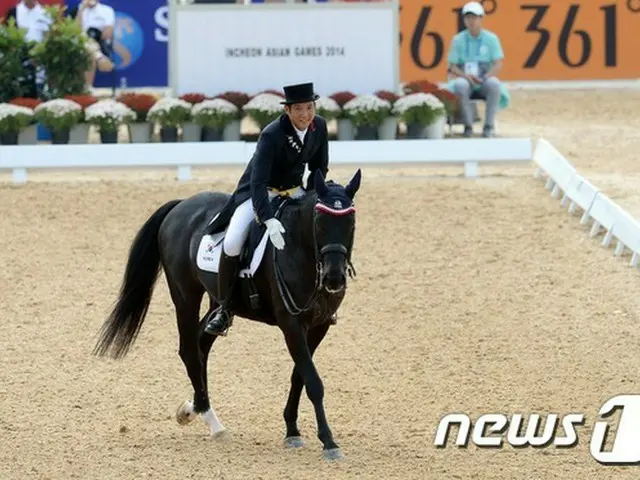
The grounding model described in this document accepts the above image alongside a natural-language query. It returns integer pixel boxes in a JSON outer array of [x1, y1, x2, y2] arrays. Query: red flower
[[374, 90, 400, 104], [257, 89, 285, 98], [63, 94, 99, 108], [329, 91, 356, 107], [9, 97, 42, 109], [403, 80, 440, 94], [213, 91, 251, 109], [179, 93, 206, 104]]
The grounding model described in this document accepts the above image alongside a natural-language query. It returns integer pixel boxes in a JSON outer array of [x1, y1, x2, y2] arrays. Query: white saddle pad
[[196, 229, 270, 278]]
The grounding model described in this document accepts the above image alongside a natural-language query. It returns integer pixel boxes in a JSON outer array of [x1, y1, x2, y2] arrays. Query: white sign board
[[169, 3, 399, 97]]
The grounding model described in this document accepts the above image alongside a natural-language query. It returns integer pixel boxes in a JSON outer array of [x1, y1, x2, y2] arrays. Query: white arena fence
[[0, 137, 638, 270], [0, 138, 532, 183], [533, 138, 640, 268]]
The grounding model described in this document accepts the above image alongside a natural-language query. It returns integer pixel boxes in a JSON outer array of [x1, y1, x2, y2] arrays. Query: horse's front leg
[[283, 322, 331, 449], [281, 319, 342, 460]]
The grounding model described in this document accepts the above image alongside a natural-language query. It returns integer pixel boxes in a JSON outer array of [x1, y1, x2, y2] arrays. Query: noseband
[[273, 199, 357, 316]]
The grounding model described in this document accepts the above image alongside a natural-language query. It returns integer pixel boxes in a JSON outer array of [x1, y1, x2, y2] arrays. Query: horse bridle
[[273, 200, 357, 317]]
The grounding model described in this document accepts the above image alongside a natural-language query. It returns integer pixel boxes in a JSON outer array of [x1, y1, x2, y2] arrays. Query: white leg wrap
[[203, 408, 226, 437]]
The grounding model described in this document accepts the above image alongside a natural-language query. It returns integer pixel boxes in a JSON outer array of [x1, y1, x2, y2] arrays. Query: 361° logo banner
[[399, 0, 640, 83]]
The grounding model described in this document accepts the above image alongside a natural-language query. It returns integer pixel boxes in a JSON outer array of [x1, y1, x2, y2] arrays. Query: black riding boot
[[204, 251, 240, 336]]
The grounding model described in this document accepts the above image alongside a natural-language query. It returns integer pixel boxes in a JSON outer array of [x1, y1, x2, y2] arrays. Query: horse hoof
[[284, 436, 305, 448], [209, 428, 231, 442], [323, 448, 344, 461], [176, 400, 197, 426]]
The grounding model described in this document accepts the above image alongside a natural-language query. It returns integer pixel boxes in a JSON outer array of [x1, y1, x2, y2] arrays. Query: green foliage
[[31, 6, 92, 98], [398, 105, 445, 127], [0, 108, 33, 133], [345, 107, 390, 127], [0, 18, 35, 102], [244, 109, 281, 130]]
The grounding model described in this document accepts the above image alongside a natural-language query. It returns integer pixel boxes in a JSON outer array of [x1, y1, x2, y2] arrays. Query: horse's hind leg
[[283, 322, 331, 449], [173, 290, 226, 438]]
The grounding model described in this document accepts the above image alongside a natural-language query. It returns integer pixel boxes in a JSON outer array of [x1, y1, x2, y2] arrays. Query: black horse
[[93, 169, 362, 461]]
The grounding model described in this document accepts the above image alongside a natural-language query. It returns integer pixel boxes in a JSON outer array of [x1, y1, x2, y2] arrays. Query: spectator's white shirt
[[16, 1, 51, 43], [81, 3, 116, 32]]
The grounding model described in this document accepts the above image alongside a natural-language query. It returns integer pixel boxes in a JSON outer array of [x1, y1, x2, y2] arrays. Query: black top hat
[[281, 82, 320, 105]]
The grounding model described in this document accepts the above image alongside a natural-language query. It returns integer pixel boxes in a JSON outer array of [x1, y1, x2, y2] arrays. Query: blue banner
[[66, 0, 169, 88]]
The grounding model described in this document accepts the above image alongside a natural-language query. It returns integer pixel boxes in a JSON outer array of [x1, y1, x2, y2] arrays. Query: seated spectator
[[67, 0, 115, 86], [445, 1, 510, 138]]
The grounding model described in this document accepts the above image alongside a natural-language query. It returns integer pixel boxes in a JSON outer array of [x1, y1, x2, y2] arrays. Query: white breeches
[[222, 186, 306, 257], [222, 198, 255, 257]]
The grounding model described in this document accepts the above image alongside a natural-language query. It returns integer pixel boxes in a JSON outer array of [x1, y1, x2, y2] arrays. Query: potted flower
[[146, 96, 192, 142], [0, 103, 34, 145], [0, 18, 35, 103], [314, 96, 341, 122], [84, 99, 136, 144], [33, 98, 83, 144], [375, 90, 401, 140], [342, 94, 392, 140], [179, 92, 206, 141], [116, 92, 158, 143], [242, 93, 283, 131], [191, 98, 239, 141], [30, 6, 92, 98], [329, 91, 357, 140], [63, 94, 98, 144], [9, 97, 41, 144], [213, 91, 251, 141], [392, 92, 447, 139]]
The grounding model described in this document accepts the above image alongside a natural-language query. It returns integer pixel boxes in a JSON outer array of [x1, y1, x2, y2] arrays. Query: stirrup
[[204, 308, 234, 336]]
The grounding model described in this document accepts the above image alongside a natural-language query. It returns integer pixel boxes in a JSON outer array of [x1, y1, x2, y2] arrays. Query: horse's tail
[[93, 199, 182, 359]]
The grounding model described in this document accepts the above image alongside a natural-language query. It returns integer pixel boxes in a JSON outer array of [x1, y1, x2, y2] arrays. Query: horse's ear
[[314, 170, 328, 197], [345, 169, 362, 200]]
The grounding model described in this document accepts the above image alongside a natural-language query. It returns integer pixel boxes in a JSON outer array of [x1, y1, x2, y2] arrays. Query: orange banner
[[400, 0, 640, 83]]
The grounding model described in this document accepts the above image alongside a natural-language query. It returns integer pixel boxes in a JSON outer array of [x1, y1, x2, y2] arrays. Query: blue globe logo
[[111, 12, 144, 70]]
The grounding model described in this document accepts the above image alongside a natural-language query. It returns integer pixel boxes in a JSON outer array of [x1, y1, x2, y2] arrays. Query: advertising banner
[[400, 0, 640, 83], [169, 3, 399, 96], [81, 0, 169, 88]]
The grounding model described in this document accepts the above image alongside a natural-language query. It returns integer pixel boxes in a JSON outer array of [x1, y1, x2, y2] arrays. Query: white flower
[[392, 93, 444, 115], [0, 103, 34, 120], [34, 98, 82, 117], [243, 93, 284, 114], [148, 96, 192, 115], [314, 96, 340, 113], [85, 99, 136, 124], [343, 94, 391, 113], [191, 98, 238, 116]]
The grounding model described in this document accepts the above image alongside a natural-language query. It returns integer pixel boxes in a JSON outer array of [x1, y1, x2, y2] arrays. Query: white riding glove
[[264, 218, 286, 250]]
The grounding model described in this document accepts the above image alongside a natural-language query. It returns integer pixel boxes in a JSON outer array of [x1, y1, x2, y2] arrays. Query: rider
[[204, 82, 330, 337]]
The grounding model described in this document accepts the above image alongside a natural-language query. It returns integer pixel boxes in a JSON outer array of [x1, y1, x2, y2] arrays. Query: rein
[[273, 198, 356, 317]]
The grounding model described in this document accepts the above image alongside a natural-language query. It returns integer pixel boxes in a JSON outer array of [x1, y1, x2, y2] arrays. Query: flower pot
[[100, 129, 119, 144], [201, 126, 224, 142], [37, 123, 51, 141], [51, 129, 70, 144], [337, 118, 355, 141], [129, 122, 153, 143], [424, 115, 446, 139], [160, 126, 179, 143], [355, 124, 378, 141], [405, 123, 427, 139], [69, 123, 90, 144], [19, 124, 38, 145], [0, 131, 19, 145], [223, 120, 241, 141], [182, 122, 201, 142], [378, 117, 398, 140]]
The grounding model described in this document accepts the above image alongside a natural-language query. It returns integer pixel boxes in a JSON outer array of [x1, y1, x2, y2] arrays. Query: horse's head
[[312, 169, 361, 293]]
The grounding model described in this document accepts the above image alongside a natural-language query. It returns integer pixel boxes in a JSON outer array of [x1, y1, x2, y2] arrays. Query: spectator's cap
[[281, 82, 320, 105], [462, 1, 485, 16]]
